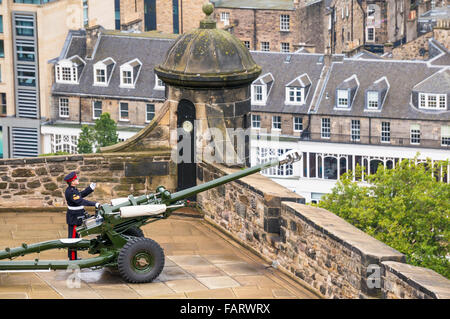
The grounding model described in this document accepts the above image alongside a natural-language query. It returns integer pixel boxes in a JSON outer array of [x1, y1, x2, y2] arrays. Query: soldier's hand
[[95, 202, 100, 209], [90, 182, 96, 190]]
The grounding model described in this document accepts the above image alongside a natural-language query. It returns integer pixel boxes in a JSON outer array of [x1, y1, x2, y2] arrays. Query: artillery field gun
[[0, 152, 301, 283]]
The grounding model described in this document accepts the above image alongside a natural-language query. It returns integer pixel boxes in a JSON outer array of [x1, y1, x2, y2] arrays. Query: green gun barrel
[[168, 152, 301, 203]]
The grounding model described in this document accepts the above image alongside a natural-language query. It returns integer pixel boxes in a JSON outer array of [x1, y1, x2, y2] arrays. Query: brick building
[[248, 48, 450, 201], [0, 0, 115, 159], [117, 0, 206, 34], [211, 0, 437, 55], [43, 28, 177, 154]]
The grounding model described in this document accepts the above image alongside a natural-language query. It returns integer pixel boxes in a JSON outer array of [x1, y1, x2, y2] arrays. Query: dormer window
[[93, 57, 115, 86], [337, 89, 349, 108], [413, 69, 449, 111], [335, 74, 359, 110], [251, 73, 273, 105], [253, 85, 264, 102], [365, 76, 389, 112], [367, 91, 379, 109], [55, 55, 85, 84], [287, 87, 303, 103], [95, 68, 106, 84], [285, 73, 311, 105], [154, 74, 165, 90], [120, 58, 142, 88], [418, 93, 447, 109]]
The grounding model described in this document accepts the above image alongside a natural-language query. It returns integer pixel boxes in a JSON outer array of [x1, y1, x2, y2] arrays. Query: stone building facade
[[119, 0, 206, 34], [214, 3, 301, 53], [211, 0, 422, 55]]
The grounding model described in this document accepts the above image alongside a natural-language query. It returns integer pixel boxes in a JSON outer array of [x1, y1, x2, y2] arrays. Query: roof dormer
[[120, 58, 142, 88], [285, 73, 311, 105], [365, 76, 389, 112], [55, 55, 85, 84], [412, 69, 449, 111], [251, 73, 274, 105], [335, 74, 359, 110], [93, 57, 116, 86]]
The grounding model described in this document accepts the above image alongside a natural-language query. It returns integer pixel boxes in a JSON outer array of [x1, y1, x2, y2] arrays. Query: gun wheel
[[117, 237, 165, 283]]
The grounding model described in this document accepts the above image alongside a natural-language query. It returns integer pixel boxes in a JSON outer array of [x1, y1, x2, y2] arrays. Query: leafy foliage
[[39, 151, 70, 157], [77, 125, 94, 154], [94, 112, 119, 149], [77, 113, 119, 154], [317, 157, 450, 278]]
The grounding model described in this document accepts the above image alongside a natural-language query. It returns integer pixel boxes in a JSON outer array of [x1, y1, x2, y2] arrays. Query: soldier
[[64, 171, 100, 260]]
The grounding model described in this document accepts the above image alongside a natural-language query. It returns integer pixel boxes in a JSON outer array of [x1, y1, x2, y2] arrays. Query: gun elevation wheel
[[117, 237, 165, 283]]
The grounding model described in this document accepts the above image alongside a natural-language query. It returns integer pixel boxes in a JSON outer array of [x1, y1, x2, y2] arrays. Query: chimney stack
[[85, 25, 104, 59]]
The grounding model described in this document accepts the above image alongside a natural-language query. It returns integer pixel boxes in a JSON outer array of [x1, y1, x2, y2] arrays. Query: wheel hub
[[132, 252, 154, 272]]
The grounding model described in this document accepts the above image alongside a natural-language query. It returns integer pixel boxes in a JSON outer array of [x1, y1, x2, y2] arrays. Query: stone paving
[[0, 210, 317, 299]]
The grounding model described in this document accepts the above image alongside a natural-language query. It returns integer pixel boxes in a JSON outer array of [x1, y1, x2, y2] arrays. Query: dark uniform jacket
[[65, 185, 96, 225]]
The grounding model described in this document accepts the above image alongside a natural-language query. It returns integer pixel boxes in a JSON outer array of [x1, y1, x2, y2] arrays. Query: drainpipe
[[253, 9, 257, 50], [351, 0, 354, 42], [180, 0, 183, 34]]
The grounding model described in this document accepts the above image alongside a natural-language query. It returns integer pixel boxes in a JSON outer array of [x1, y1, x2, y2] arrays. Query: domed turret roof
[[155, 3, 261, 88]]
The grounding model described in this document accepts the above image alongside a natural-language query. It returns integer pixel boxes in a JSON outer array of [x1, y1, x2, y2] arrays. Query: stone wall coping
[[382, 261, 450, 299], [283, 202, 405, 262], [205, 161, 304, 201], [0, 150, 172, 166]]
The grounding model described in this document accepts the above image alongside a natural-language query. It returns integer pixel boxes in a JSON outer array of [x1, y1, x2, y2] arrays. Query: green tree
[[317, 157, 450, 278], [77, 124, 94, 154], [94, 112, 119, 149]]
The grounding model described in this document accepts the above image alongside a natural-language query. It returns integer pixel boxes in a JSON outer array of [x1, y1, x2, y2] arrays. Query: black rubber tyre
[[117, 237, 165, 283], [123, 226, 145, 238]]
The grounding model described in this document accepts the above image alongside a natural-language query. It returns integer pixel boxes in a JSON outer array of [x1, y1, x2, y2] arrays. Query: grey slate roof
[[413, 68, 450, 94], [315, 58, 450, 120], [52, 32, 175, 101], [250, 52, 325, 114], [52, 29, 449, 122]]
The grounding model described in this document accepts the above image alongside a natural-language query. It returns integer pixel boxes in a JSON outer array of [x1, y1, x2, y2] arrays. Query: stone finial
[[200, 2, 216, 29], [203, 2, 214, 17]]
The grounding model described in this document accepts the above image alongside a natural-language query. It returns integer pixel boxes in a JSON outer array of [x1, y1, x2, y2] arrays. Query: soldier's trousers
[[67, 224, 79, 260]]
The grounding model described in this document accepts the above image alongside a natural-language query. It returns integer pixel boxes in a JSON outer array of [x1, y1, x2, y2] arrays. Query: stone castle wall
[[197, 161, 450, 299], [0, 151, 175, 208], [1, 154, 449, 298]]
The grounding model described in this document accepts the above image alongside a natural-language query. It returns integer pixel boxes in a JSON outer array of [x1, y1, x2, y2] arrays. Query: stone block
[[264, 217, 280, 234], [49, 165, 65, 173], [125, 160, 169, 177], [27, 180, 41, 189], [35, 167, 48, 176], [12, 169, 35, 178], [0, 183, 7, 190], [43, 182, 58, 191], [24, 158, 45, 164], [235, 202, 246, 218], [46, 157, 67, 162], [109, 162, 124, 170], [264, 207, 280, 217]]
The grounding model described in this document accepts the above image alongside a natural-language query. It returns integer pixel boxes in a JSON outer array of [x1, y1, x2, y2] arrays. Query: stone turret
[[155, 3, 261, 174]]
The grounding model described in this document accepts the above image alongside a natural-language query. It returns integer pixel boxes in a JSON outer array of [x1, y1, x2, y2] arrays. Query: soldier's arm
[[80, 186, 94, 198], [71, 190, 97, 207]]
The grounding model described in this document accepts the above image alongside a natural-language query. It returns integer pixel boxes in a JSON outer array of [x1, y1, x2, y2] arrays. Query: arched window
[[370, 159, 383, 175], [324, 156, 337, 180], [339, 156, 347, 177]]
